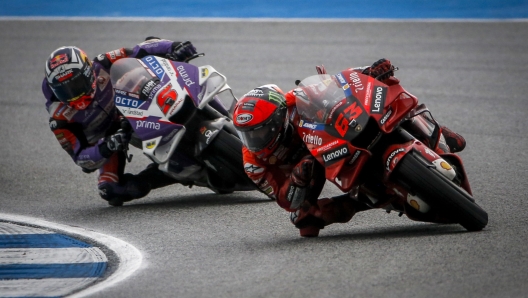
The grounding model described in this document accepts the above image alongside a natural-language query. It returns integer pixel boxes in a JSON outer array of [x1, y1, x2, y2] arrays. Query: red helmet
[[233, 84, 287, 158], [45, 46, 96, 110]]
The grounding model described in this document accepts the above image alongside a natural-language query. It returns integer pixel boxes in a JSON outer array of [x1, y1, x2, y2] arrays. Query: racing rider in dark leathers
[[43, 37, 199, 206], [232, 59, 467, 237]]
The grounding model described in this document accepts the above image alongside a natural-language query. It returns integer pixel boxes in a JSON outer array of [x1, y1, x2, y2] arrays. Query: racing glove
[[167, 41, 198, 62], [291, 155, 315, 188], [106, 130, 129, 152], [364, 58, 394, 81], [99, 130, 130, 158]]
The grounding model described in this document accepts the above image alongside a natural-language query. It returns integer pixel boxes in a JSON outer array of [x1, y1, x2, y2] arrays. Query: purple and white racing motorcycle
[[110, 55, 257, 194]]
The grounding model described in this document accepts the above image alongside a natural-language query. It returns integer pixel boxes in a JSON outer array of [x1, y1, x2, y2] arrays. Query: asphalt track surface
[[0, 20, 527, 297]]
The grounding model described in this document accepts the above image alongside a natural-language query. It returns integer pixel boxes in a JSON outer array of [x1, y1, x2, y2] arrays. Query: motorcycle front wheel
[[202, 129, 256, 192], [394, 152, 488, 231]]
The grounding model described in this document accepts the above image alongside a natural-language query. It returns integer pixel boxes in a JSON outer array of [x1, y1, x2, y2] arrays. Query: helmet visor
[[50, 70, 95, 103], [236, 116, 283, 153]]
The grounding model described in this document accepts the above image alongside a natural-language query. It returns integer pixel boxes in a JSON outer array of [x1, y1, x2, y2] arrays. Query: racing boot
[[441, 126, 466, 153], [290, 195, 361, 237], [98, 173, 151, 207], [99, 163, 182, 206]]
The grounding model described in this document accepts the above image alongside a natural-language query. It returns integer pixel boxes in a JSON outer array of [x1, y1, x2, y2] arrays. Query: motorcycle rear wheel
[[394, 152, 488, 231]]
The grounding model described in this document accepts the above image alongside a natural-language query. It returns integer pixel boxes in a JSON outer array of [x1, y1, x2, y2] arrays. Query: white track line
[[0, 213, 143, 298]]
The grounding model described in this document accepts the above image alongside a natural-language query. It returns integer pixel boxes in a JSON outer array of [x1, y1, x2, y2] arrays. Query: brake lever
[[375, 65, 399, 80], [184, 53, 205, 63]]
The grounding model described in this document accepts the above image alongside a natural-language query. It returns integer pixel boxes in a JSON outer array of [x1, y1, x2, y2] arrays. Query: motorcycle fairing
[[338, 69, 418, 134], [158, 149, 204, 181], [298, 123, 373, 192], [295, 71, 420, 192], [324, 145, 372, 192], [140, 56, 199, 102], [147, 57, 236, 118], [194, 118, 231, 156], [139, 57, 199, 118], [324, 96, 370, 142]]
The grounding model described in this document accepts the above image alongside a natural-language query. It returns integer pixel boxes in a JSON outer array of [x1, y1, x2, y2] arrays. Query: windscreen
[[110, 58, 156, 94]]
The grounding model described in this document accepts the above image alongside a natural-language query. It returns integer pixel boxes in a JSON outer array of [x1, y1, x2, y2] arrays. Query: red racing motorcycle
[[294, 66, 488, 231]]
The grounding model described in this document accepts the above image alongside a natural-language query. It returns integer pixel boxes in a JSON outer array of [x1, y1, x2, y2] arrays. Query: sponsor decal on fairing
[[141, 80, 158, 98], [432, 159, 457, 180], [380, 109, 392, 125], [386, 148, 405, 171], [348, 150, 361, 165], [328, 100, 344, 120], [176, 65, 195, 87], [146, 141, 156, 149], [364, 81, 373, 107], [302, 132, 322, 146], [316, 140, 339, 153], [121, 108, 145, 117], [371, 86, 387, 114], [298, 120, 324, 130], [322, 144, 350, 165], [142, 56, 165, 78], [136, 120, 161, 130], [204, 129, 219, 145], [336, 73, 347, 85], [115, 93, 147, 109], [201, 68, 209, 78], [160, 59, 176, 77], [349, 71, 364, 93]]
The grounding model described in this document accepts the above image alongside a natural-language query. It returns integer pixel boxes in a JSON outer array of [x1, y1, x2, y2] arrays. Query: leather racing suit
[[241, 90, 368, 237], [42, 38, 191, 205]]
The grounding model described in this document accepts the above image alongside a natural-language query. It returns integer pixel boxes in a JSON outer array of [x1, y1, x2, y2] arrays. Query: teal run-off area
[[1, 0, 527, 19]]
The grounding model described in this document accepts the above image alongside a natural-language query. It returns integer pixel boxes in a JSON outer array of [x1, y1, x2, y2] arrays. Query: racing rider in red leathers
[[232, 59, 467, 237], [43, 37, 199, 206]]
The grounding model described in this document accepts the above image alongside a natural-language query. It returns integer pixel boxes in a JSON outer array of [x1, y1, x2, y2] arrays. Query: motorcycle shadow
[[115, 192, 272, 210], [269, 223, 480, 247], [320, 223, 473, 241]]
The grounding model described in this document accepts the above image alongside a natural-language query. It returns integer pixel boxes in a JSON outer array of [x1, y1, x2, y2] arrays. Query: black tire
[[394, 152, 488, 231], [202, 129, 255, 190]]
